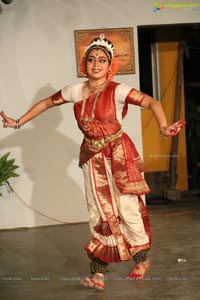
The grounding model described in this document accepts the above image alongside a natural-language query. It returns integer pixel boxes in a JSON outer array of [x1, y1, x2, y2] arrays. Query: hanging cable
[[6, 182, 70, 225]]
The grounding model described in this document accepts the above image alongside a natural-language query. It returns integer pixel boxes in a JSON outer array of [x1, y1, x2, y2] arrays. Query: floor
[[0, 193, 200, 300]]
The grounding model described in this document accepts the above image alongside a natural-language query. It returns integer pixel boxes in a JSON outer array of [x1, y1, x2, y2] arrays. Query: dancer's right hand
[[0, 111, 16, 128]]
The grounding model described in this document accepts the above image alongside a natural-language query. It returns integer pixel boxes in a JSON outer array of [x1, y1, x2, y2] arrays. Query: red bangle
[[160, 127, 168, 137], [14, 119, 21, 130]]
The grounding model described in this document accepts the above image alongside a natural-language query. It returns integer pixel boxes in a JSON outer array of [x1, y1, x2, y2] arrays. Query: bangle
[[160, 126, 168, 137], [14, 119, 21, 130]]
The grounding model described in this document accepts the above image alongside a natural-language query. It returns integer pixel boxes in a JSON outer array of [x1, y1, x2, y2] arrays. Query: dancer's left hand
[[161, 120, 186, 137]]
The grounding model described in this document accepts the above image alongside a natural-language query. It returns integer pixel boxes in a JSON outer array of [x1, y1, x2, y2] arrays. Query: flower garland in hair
[[107, 57, 118, 81], [80, 56, 87, 77]]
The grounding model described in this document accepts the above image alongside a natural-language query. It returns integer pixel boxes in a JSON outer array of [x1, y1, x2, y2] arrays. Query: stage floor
[[0, 193, 200, 300]]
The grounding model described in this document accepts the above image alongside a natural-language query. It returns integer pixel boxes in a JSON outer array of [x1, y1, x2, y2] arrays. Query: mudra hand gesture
[[160, 120, 186, 137], [0, 111, 21, 129]]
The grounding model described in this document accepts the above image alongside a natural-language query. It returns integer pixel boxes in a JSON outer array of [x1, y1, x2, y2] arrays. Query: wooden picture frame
[[74, 27, 135, 77]]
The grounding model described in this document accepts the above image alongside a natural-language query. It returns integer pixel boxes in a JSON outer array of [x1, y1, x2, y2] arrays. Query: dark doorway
[[138, 23, 200, 190]]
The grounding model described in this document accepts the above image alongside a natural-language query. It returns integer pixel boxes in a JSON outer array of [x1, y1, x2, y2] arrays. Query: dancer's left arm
[[141, 94, 186, 137]]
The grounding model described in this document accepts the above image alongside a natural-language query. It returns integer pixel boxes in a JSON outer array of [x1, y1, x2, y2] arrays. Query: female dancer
[[1, 34, 185, 290]]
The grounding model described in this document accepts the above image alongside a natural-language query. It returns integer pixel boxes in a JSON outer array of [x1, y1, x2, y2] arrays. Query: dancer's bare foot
[[81, 272, 105, 290], [126, 259, 150, 280]]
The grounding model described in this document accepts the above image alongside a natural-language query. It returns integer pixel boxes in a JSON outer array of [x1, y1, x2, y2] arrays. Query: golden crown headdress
[[85, 34, 115, 58]]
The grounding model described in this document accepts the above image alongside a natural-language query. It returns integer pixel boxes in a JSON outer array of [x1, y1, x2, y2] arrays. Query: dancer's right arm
[[1, 97, 54, 129]]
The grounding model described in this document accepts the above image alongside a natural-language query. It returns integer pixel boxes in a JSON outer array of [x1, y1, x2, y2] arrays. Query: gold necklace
[[86, 80, 107, 93], [80, 80, 107, 131]]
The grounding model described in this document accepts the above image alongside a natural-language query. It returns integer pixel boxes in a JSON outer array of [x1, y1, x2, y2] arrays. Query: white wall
[[0, 0, 199, 229]]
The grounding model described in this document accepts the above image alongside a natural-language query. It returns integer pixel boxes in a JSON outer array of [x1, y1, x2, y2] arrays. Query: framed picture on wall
[[74, 27, 135, 77]]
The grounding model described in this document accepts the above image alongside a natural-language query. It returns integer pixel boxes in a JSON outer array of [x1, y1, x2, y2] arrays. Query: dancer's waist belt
[[84, 129, 122, 149]]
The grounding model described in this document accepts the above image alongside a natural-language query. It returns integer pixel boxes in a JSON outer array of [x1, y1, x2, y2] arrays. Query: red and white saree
[[53, 81, 152, 263]]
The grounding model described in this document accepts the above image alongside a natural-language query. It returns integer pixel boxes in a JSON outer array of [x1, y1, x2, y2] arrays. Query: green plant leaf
[[0, 152, 20, 196], [0, 152, 10, 169]]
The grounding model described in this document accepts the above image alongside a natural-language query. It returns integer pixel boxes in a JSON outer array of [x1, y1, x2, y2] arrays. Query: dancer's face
[[85, 48, 110, 81]]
